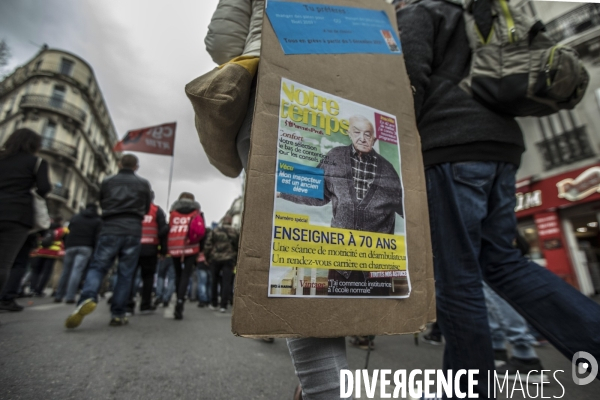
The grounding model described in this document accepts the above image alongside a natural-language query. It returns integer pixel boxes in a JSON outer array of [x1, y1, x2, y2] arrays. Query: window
[[50, 85, 66, 109], [60, 58, 75, 76], [535, 111, 594, 170], [34, 60, 43, 71], [42, 120, 57, 140]]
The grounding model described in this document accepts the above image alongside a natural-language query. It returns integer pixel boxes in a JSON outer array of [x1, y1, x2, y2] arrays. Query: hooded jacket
[[396, 0, 524, 166], [65, 205, 103, 248], [167, 199, 203, 257]]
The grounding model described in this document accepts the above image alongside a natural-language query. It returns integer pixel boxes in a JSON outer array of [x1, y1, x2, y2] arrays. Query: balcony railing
[[51, 186, 69, 200], [536, 126, 594, 170], [20, 94, 86, 126], [545, 4, 600, 43], [41, 137, 78, 160]]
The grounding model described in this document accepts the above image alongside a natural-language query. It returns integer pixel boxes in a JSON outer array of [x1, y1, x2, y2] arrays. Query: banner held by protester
[[114, 122, 177, 156]]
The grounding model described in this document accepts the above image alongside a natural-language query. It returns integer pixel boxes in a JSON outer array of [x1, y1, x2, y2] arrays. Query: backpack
[[187, 213, 206, 244], [460, 0, 589, 117]]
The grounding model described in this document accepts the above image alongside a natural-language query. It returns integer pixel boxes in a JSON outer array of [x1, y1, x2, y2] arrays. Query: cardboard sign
[[233, 0, 435, 338]]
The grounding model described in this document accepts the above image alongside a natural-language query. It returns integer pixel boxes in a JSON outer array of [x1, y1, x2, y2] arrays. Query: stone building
[[0, 46, 119, 219], [514, 2, 600, 295]]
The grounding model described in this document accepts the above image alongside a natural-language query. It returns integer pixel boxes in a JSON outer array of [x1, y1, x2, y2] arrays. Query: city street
[[1, 294, 599, 400]]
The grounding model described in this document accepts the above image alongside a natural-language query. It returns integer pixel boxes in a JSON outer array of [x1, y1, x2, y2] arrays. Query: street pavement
[[1, 294, 599, 400]]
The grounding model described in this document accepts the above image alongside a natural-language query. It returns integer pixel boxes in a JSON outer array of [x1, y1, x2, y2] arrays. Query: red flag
[[114, 122, 176, 156]]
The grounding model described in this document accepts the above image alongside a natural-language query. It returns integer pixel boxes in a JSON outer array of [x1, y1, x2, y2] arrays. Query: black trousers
[[30, 257, 56, 295], [0, 221, 30, 295], [211, 259, 234, 309], [172, 255, 196, 301], [129, 255, 158, 309], [0, 237, 34, 301]]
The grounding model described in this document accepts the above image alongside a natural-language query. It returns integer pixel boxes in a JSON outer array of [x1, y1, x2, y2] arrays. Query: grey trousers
[[286, 337, 351, 400]]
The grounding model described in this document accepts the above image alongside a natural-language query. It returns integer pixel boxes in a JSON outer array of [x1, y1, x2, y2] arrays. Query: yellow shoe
[[65, 298, 97, 329]]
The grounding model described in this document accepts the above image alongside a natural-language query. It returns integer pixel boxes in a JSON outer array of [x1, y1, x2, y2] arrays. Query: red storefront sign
[[113, 122, 176, 156], [515, 163, 600, 218], [533, 212, 573, 280]]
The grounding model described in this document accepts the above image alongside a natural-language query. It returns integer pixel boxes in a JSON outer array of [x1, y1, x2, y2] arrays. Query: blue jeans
[[483, 281, 537, 359], [55, 246, 93, 302], [79, 235, 141, 317], [196, 267, 211, 304], [155, 257, 175, 303], [427, 161, 600, 397]]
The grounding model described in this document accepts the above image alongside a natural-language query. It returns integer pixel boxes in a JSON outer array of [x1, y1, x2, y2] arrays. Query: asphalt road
[[1, 295, 598, 400]]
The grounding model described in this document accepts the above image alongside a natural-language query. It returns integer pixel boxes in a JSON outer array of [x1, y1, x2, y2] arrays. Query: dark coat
[[99, 169, 152, 236], [282, 145, 403, 234], [396, 0, 524, 166], [64, 205, 102, 249], [0, 153, 51, 228]]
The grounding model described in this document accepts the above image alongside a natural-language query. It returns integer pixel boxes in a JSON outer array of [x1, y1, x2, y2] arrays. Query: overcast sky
[[0, 0, 242, 224]]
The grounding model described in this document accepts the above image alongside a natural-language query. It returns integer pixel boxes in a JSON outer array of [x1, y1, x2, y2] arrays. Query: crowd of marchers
[[0, 132, 239, 327]]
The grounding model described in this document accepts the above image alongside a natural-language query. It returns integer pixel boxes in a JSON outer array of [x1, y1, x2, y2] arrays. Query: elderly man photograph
[[280, 115, 403, 234], [280, 115, 404, 297]]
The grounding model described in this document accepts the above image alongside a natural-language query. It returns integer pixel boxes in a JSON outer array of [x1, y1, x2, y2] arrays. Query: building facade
[[514, 2, 600, 295], [0, 46, 119, 220]]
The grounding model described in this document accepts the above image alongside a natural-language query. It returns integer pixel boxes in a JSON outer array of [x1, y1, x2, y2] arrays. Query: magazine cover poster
[[269, 78, 409, 298]]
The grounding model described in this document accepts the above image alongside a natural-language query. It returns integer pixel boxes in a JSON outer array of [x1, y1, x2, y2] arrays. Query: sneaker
[[65, 299, 97, 329], [197, 302, 207, 308], [163, 301, 169, 308], [139, 305, 157, 315], [208, 305, 217, 311], [494, 349, 508, 367], [496, 357, 548, 383], [153, 298, 162, 307], [65, 299, 76, 304], [348, 336, 374, 350], [219, 308, 226, 313], [109, 316, 129, 326], [54, 298, 62, 303], [0, 299, 25, 312], [422, 332, 443, 345]]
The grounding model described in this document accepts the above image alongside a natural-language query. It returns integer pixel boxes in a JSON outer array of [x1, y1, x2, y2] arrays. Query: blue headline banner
[[277, 160, 325, 199], [266, 1, 402, 55]]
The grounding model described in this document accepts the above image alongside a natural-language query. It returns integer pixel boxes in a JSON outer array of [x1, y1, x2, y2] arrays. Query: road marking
[[29, 303, 65, 311]]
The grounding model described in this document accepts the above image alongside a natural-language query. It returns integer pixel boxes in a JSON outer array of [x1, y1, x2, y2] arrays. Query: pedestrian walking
[[0, 128, 51, 299], [195, 250, 211, 308], [54, 203, 102, 303], [204, 215, 238, 313], [167, 192, 205, 320], [29, 217, 67, 296], [65, 154, 151, 328], [130, 195, 168, 314], [154, 256, 175, 308]]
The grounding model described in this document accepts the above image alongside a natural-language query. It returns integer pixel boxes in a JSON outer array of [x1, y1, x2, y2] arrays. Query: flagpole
[[165, 153, 175, 211]]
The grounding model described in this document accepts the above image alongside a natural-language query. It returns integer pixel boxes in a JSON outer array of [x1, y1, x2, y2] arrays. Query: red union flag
[[114, 122, 176, 156]]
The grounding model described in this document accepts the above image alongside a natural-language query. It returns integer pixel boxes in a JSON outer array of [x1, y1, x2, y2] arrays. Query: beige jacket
[[205, 0, 265, 65]]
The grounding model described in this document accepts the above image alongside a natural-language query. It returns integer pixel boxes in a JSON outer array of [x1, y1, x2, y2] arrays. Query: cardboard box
[[232, 0, 435, 338]]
